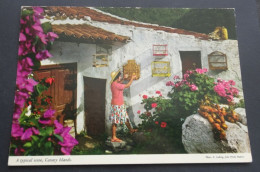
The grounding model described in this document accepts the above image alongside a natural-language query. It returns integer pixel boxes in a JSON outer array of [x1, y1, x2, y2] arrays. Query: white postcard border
[[8, 153, 252, 166]]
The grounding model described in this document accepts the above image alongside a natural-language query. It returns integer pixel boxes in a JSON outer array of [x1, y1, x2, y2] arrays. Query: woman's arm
[[124, 74, 136, 88]]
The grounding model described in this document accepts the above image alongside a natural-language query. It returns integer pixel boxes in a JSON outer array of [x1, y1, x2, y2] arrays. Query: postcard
[[8, 6, 252, 165]]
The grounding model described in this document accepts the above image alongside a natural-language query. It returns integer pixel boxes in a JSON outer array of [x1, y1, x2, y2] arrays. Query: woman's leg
[[125, 119, 138, 134], [112, 123, 117, 139], [111, 123, 122, 142]]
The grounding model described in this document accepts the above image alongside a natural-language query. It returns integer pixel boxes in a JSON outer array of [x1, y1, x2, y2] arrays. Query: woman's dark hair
[[113, 72, 121, 82]]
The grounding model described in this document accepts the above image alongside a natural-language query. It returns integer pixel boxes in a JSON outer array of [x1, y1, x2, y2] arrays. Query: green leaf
[[31, 135, 39, 142], [54, 134, 64, 142], [23, 142, 32, 148], [36, 84, 48, 95], [45, 127, 54, 136], [21, 9, 34, 16], [41, 22, 52, 33]]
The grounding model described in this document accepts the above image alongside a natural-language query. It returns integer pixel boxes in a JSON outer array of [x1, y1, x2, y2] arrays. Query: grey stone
[[182, 114, 251, 153], [234, 108, 247, 126], [105, 137, 133, 152]]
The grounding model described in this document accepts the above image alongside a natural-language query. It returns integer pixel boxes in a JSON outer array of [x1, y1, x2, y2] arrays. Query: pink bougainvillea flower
[[137, 110, 141, 114], [47, 32, 59, 42], [37, 32, 47, 44], [21, 128, 33, 140], [14, 147, 25, 156], [11, 124, 24, 138], [151, 103, 157, 108], [142, 95, 148, 99], [160, 122, 167, 128], [36, 50, 52, 60], [155, 90, 161, 94], [32, 127, 39, 135], [190, 84, 198, 91], [39, 119, 52, 125], [32, 24, 43, 33], [43, 108, 55, 119], [19, 33, 26, 42]]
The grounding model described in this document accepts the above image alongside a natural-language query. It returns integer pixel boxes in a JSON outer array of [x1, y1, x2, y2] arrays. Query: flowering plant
[[166, 68, 238, 117], [10, 7, 78, 156]]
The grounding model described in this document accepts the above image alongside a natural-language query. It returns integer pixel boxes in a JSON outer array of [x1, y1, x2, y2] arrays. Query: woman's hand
[[131, 74, 136, 80], [124, 74, 129, 79]]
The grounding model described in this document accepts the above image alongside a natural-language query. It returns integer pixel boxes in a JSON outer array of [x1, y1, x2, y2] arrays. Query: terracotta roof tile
[[52, 24, 130, 43], [45, 7, 209, 40]]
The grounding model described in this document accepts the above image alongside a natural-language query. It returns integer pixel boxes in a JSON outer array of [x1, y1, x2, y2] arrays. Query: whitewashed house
[[37, 7, 242, 136]]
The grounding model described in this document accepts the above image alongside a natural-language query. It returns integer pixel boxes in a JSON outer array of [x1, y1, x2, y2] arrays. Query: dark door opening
[[84, 77, 106, 137], [33, 63, 77, 125], [180, 51, 202, 75]]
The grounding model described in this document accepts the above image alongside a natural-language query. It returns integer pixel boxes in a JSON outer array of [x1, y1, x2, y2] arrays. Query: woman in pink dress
[[110, 70, 137, 142]]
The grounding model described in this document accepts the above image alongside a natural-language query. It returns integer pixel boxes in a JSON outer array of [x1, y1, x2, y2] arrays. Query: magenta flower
[[36, 50, 52, 60], [43, 108, 56, 118], [137, 110, 141, 114], [32, 127, 39, 135], [19, 33, 26, 42], [11, 124, 24, 138], [21, 128, 33, 140], [39, 119, 51, 125], [195, 68, 208, 74], [14, 147, 25, 156], [47, 32, 59, 42]]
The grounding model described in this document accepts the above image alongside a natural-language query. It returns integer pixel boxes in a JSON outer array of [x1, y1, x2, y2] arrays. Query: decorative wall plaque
[[152, 61, 171, 77], [208, 51, 228, 70], [123, 60, 140, 80]]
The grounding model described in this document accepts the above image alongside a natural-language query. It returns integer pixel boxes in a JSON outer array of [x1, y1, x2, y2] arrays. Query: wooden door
[[84, 77, 106, 137], [180, 51, 202, 74], [33, 63, 77, 125]]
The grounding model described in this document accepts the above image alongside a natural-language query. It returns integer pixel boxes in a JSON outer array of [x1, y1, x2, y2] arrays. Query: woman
[[110, 70, 137, 142]]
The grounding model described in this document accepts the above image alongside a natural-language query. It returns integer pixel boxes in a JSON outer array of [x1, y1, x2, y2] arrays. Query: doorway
[[180, 51, 202, 75], [33, 63, 77, 125], [84, 77, 106, 137]]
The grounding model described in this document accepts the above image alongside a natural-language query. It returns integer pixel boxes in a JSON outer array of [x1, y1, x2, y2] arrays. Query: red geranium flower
[[151, 103, 157, 108], [161, 122, 167, 128], [142, 95, 148, 99], [45, 77, 54, 85], [156, 90, 161, 94], [137, 110, 141, 114], [155, 121, 159, 125]]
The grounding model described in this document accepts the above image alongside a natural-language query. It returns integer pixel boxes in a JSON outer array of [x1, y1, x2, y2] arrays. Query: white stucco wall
[[41, 17, 242, 134]]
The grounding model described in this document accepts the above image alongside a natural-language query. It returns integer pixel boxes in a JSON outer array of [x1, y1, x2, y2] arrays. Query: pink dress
[[110, 82, 129, 124]]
